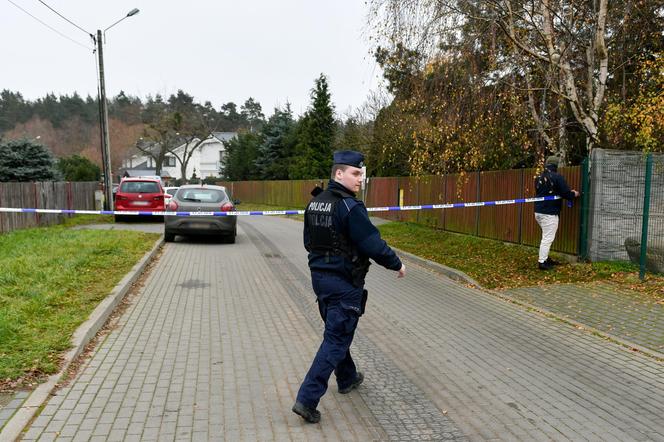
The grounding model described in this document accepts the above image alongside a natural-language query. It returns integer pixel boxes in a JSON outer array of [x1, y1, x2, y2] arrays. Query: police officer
[[534, 155, 579, 270], [292, 150, 406, 424]]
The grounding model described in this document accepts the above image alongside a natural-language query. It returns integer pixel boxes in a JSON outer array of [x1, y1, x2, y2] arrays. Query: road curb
[[0, 236, 163, 442], [394, 247, 482, 288]]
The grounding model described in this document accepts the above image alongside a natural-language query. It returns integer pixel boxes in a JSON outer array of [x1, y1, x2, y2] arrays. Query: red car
[[114, 177, 165, 222]]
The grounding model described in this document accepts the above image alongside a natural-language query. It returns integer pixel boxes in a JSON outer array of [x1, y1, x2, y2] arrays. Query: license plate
[[188, 222, 210, 229], [132, 201, 149, 206]]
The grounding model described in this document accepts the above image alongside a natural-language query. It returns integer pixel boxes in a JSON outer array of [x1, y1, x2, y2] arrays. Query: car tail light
[[116, 194, 127, 201], [153, 195, 164, 201], [221, 202, 234, 212], [167, 201, 179, 211]]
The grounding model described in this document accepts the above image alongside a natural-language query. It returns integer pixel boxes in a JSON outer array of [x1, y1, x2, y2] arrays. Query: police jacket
[[534, 165, 576, 215], [304, 180, 402, 285]]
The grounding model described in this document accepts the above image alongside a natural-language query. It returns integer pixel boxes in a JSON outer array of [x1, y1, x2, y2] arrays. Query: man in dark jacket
[[292, 150, 406, 423], [534, 155, 579, 270]]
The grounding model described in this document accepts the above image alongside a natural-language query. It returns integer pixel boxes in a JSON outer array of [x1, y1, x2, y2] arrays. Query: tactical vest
[[306, 187, 371, 287]]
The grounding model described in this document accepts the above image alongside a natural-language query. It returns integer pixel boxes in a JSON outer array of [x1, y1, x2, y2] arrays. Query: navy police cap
[[333, 150, 365, 168]]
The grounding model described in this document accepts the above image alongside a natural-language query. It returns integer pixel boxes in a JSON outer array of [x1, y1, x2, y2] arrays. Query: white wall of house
[[122, 132, 235, 181]]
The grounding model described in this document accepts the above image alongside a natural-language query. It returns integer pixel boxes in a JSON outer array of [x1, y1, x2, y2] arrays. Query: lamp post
[[95, 8, 139, 210]]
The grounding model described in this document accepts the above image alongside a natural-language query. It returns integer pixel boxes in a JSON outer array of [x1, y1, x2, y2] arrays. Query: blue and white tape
[[0, 196, 560, 217]]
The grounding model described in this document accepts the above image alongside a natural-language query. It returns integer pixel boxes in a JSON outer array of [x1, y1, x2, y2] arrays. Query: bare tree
[[137, 96, 222, 181], [369, 0, 614, 157], [493, 0, 610, 156], [166, 110, 222, 182], [135, 114, 179, 176]]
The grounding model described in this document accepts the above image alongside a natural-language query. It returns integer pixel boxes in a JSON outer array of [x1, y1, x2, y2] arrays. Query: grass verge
[[61, 214, 114, 227], [378, 221, 664, 297], [236, 202, 304, 221], [0, 224, 159, 389], [227, 202, 663, 298]]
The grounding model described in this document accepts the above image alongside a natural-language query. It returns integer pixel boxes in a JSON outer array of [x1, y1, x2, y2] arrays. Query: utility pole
[[96, 29, 113, 210], [92, 8, 140, 210]]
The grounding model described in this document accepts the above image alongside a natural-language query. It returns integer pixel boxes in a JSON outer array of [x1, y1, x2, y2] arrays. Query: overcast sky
[[1, 0, 383, 117]]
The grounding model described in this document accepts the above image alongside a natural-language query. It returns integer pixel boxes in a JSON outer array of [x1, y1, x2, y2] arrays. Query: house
[[119, 132, 236, 182]]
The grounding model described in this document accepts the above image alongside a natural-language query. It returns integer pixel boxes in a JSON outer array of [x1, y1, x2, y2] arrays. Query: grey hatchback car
[[164, 184, 238, 243]]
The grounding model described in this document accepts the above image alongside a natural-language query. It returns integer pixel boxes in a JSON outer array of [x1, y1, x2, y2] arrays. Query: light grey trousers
[[535, 213, 559, 263]]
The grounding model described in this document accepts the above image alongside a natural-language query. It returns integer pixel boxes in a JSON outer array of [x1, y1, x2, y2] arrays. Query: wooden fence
[[0, 182, 99, 234], [220, 166, 581, 254]]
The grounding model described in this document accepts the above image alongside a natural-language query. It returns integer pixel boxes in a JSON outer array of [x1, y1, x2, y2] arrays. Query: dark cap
[[333, 150, 364, 168], [545, 155, 561, 167]]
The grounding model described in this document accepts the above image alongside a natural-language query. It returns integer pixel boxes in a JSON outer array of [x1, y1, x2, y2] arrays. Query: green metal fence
[[587, 149, 664, 277]]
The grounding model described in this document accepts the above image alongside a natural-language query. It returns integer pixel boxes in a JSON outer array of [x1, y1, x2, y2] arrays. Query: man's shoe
[[292, 401, 321, 423], [546, 257, 561, 266], [538, 261, 554, 270], [339, 372, 364, 394]]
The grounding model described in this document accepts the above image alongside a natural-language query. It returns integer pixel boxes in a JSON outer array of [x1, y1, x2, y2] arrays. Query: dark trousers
[[296, 272, 362, 409]]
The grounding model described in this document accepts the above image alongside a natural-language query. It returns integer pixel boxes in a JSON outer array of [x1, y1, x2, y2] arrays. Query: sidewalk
[[500, 282, 663, 358]]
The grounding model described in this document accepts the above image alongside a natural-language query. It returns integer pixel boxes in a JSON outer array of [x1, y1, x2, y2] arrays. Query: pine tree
[[0, 90, 32, 134], [221, 131, 262, 180], [56, 154, 101, 181], [240, 98, 265, 132], [255, 104, 297, 180], [0, 138, 60, 182], [289, 74, 336, 179]]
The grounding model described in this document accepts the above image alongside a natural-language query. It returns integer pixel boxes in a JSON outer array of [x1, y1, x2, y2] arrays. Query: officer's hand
[[572, 190, 580, 197], [397, 264, 406, 278]]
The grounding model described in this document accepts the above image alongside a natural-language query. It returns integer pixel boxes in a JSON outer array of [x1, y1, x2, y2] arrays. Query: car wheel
[[164, 231, 175, 242], [114, 215, 123, 223], [224, 234, 236, 244]]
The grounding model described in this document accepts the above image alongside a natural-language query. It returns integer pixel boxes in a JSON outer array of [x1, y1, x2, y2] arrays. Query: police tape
[[0, 195, 561, 217]]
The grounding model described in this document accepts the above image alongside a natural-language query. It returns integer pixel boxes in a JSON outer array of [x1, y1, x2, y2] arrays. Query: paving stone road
[[19, 216, 664, 441]]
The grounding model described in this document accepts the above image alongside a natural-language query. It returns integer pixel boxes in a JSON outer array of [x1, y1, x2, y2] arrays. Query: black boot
[[292, 401, 321, 423], [339, 372, 364, 394], [546, 257, 561, 266], [538, 261, 554, 270]]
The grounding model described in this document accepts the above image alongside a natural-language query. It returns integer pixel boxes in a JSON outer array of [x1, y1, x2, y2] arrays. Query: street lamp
[[94, 8, 139, 210]]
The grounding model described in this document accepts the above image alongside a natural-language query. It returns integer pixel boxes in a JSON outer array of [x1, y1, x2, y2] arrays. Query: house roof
[[133, 141, 163, 156], [212, 132, 237, 143]]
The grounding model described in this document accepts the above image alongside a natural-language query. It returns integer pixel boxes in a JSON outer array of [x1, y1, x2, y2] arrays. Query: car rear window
[[120, 181, 161, 193], [177, 188, 227, 203]]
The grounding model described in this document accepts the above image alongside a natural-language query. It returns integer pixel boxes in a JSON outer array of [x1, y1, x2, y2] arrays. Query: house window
[[164, 155, 176, 167]]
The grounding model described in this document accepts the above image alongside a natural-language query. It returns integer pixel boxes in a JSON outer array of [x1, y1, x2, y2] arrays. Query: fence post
[[475, 172, 481, 236], [33, 182, 40, 225], [67, 182, 73, 221], [518, 168, 524, 245], [579, 158, 590, 260], [0, 184, 3, 233], [442, 174, 447, 231], [639, 153, 653, 280], [416, 176, 420, 224]]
